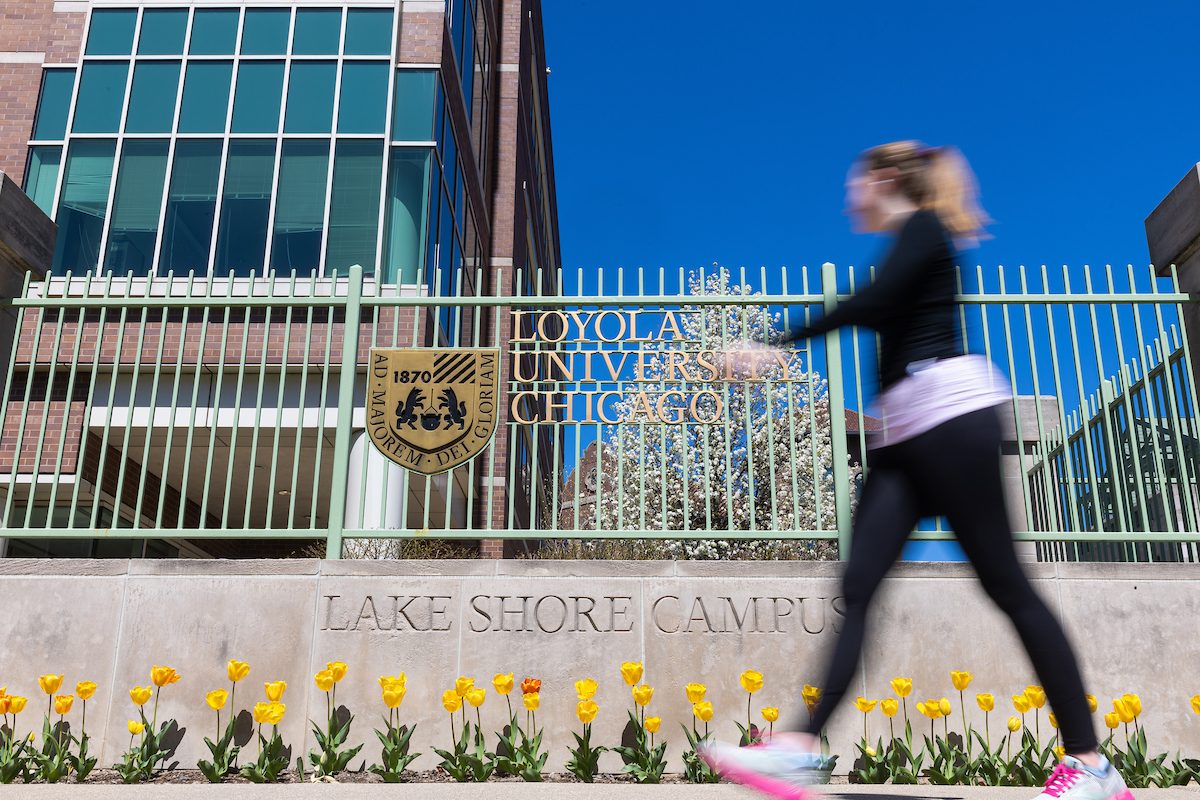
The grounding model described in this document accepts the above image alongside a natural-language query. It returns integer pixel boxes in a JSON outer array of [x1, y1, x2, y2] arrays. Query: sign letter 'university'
[[367, 349, 500, 475]]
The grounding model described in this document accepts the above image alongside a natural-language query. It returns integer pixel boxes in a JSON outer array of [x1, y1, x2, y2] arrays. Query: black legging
[[800, 406, 1098, 754]]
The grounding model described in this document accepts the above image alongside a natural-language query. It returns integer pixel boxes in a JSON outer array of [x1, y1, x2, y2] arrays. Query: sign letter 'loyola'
[[367, 348, 500, 475]]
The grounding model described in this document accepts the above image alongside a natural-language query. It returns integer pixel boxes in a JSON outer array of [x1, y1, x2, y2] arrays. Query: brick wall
[[397, 10, 442, 64]]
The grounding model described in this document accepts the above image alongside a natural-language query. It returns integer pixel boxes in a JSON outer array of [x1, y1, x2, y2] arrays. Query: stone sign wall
[[0, 558, 1195, 773]]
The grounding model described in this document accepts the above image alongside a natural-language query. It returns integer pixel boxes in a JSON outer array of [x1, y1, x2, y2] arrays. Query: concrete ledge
[[128, 558, 321, 576], [0, 557, 131, 576]]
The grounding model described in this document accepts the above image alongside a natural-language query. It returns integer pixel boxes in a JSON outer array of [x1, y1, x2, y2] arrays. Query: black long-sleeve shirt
[[782, 209, 963, 390]]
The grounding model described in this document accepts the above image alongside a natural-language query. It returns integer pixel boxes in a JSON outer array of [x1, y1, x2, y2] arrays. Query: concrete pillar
[[1146, 164, 1200, 382], [343, 431, 407, 530], [997, 395, 1063, 562]]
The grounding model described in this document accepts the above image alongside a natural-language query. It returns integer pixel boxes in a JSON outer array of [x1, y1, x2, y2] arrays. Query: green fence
[[0, 263, 1197, 561]]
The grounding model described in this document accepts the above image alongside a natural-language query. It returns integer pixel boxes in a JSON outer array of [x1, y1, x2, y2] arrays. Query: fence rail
[[0, 262, 1197, 561]]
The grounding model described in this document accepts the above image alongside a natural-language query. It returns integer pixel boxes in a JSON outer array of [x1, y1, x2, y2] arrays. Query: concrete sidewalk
[[2, 785, 1197, 799]]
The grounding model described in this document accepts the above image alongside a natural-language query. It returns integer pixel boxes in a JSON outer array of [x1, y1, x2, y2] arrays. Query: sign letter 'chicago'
[[367, 348, 499, 475]]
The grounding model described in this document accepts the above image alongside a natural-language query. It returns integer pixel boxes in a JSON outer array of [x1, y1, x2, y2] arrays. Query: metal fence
[[0, 262, 1197, 560]]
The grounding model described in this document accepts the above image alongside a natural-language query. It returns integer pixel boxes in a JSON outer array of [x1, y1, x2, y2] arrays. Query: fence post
[[326, 264, 364, 559], [822, 262, 854, 558]]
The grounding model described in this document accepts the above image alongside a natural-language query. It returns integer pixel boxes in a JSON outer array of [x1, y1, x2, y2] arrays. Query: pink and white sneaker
[[1033, 757, 1134, 800], [697, 735, 827, 800]]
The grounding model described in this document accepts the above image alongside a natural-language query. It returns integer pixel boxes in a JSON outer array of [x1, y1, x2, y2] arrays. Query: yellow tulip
[[1121, 694, 1142, 718], [379, 674, 406, 690], [127, 719, 144, 736], [383, 684, 406, 709], [1013, 695, 1032, 714], [39, 674, 64, 695], [465, 687, 486, 708], [918, 700, 942, 720], [493, 673, 515, 696], [521, 678, 541, 695], [890, 677, 912, 698], [53, 695, 73, 715], [264, 681, 287, 702], [130, 686, 153, 706], [802, 684, 822, 708], [632, 684, 654, 707], [151, 666, 181, 688], [206, 689, 229, 711], [76, 681, 98, 701], [977, 693, 995, 712], [314, 670, 335, 693], [950, 671, 973, 691], [577, 699, 599, 724], [575, 678, 597, 700], [1104, 712, 1120, 729], [645, 716, 661, 734], [266, 702, 286, 725], [880, 698, 899, 717], [8, 696, 27, 714], [0, 697, 11, 715], [252, 701, 273, 724], [938, 697, 952, 716], [621, 662, 643, 686], [523, 692, 540, 712], [1054, 745, 1066, 760], [0, 686, 6, 698], [854, 697, 878, 713], [685, 683, 707, 703], [442, 689, 463, 714], [1024, 685, 1046, 709], [865, 746, 877, 758], [1191, 695, 1200, 716], [1086, 694, 1098, 713], [227, 660, 250, 683], [1007, 716, 1021, 732], [1049, 712, 1058, 729], [326, 662, 348, 683], [740, 670, 764, 694], [762, 706, 779, 723], [1113, 698, 1135, 724], [455, 676, 474, 697]]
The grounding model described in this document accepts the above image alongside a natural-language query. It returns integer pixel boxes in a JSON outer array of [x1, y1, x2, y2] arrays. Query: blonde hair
[[862, 140, 990, 244]]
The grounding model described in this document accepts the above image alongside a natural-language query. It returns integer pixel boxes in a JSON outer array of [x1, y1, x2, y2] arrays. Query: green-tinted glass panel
[[241, 8, 290, 55], [190, 9, 238, 55], [178, 61, 232, 133], [137, 9, 187, 55], [105, 140, 169, 275], [283, 62, 335, 133], [337, 62, 387, 134], [231, 61, 283, 133], [214, 140, 275, 276], [72, 62, 129, 134], [345, 9, 392, 55], [271, 140, 328, 272], [85, 9, 136, 55], [391, 69, 436, 141], [24, 146, 61, 216], [52, 139, 115, 273], [159, 139, 221, 273], [383, 147, 431, 283], [326, 141, 383, 273], [293, 9, 341, 55], [32, 69, 75, 141], [125, 61, 180, 133]]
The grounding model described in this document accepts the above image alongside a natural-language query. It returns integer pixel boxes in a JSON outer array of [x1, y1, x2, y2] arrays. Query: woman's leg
[[912, 408, 1098, 755], [801, 461, 921, 736]]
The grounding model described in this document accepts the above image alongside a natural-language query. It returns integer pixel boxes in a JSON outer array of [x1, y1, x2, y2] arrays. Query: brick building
[[0, 0, 559, 558]]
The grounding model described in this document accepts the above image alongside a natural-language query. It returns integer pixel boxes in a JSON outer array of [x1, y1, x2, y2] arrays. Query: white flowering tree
[[586, 268, 859, 560]]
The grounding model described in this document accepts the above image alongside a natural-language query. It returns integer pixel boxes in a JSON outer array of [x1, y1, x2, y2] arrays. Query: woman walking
[[701, 141, 1131, 800]]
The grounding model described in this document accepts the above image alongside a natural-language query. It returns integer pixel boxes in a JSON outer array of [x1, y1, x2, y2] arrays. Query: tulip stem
[[1036, 710, 1040, 742], [959, 690, 968, 756], [506, 696, 513, 722], [82, 700, 87, 741], [151, 691, 160, 733], [889, 717, 895, 744], [746, 694, 752, 738], [216, 710, 220, 742], [985, 711, 990, 751]]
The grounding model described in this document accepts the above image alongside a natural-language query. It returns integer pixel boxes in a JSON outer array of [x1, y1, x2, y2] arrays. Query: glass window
[[32, 69, 75, 141], [326, 141, 383, 273], [178, 61, 232, 134], [283, 62, 335, 133], [392, 69, 436, 141], [189, 8, 239, 55], [24, 146, 62, 216], [271, 140, 329, 272], [52, 140, 115, 274], [85, 9, 136, 56], [241, 8, 290, 55], [125, 61, 180, 133], [344, 9, 392, 55], [137, 9, 187, 55], [159, 140, 221, 273], [337, 63, 388, 134], [231, 61, 284, 133], [383, 148, 431, 284], [72, 62, 129, 134], [105, 140, 169, 275], [214, 140, 275, 276], [292, 9, 341, 55]]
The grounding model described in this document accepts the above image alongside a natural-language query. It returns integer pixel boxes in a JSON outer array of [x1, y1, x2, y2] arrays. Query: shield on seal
[[366, 348, 500, 475]]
